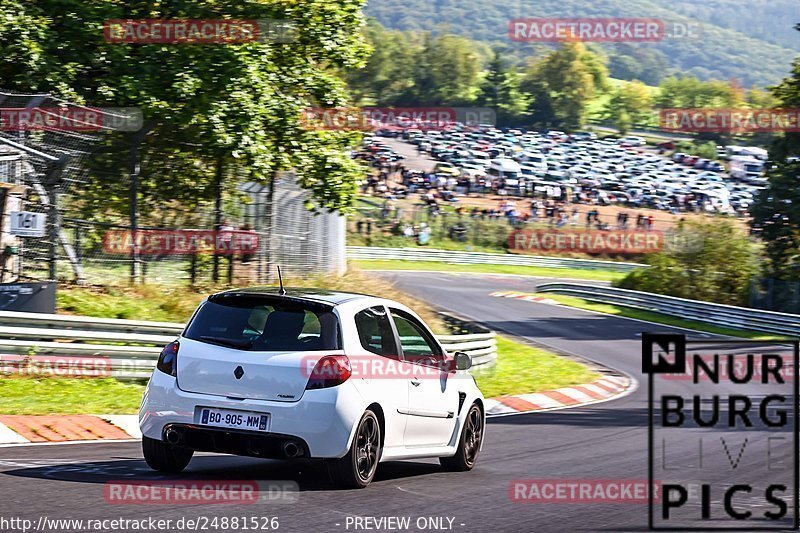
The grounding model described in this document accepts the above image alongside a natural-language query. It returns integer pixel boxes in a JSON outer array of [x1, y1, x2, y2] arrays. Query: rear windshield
[[184, 296, 340, 351]]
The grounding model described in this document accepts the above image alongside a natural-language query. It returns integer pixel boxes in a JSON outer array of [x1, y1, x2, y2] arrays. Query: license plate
[[199, 408, 270, 432]]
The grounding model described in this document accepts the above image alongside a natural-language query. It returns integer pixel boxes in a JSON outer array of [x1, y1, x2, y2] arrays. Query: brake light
[[156, 341, 179, 377], [305, 355, 351, 390]]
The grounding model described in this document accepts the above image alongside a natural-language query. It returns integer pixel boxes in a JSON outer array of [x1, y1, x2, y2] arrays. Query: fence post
[[129, 142, 141, 285], [189, 255, 197, 286], [212, 157, 223, 284], [47, 183, 58, 281]]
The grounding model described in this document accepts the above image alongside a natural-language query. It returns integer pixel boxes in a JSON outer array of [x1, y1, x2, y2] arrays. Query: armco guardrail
[[348, 246, 644, 272], [536, 283, 800, 337], [0, 312, 496, 379]]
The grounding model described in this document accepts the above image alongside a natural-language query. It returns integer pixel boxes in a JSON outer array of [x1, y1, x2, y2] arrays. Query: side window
[[389, 309, 443, 364], [354, 306, 398, 359]]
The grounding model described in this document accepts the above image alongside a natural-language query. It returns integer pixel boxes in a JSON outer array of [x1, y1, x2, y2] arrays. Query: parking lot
[[359, 127, 766, 228]]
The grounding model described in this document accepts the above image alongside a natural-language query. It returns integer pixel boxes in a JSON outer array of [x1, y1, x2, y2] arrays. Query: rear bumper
[[140, 369, 365, 458], [160, 424, 311, 460]]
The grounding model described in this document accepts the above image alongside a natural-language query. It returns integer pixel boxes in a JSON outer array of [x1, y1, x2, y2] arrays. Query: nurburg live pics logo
[[643, 333, 800, 530]]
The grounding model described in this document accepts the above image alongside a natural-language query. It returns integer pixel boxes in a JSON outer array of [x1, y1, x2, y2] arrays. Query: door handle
[[411, 378, 421, 387]]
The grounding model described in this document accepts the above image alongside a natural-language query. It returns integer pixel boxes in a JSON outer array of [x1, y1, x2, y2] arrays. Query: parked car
[[657, 141, 676, 151], [140, 287, 485, 488]]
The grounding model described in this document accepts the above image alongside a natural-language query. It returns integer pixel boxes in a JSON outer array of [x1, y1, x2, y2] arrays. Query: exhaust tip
[[165, 428, 182, 445], [282, 441, 302, 458]]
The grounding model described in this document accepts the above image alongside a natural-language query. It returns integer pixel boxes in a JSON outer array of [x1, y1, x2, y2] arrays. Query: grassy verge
[[0, 335, 600, 414], [354, 259, 628, 282], [58, 285, 205, 322], [473, 335, 600, 398], [540, 293, 772, 340], [0, 377, 146, 415], [56, 268, 447, 330]]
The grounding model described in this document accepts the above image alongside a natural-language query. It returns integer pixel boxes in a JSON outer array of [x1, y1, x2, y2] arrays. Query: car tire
[[142, 435, 193, 473], [440, 403, 483, 472], [328, 410, 381, 489]]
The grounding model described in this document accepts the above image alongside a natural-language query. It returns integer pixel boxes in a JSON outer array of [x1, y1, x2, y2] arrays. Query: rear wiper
[[199, 336, 253, 349]]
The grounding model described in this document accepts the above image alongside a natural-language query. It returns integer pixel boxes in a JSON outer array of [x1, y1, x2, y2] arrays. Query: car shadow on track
[[489, 406, 649, 428], [1, 456, 445, 491]]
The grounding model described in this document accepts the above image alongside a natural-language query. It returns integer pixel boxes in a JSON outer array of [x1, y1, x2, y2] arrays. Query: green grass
[[0, 377, 146, 415], [472, 335, 600, 398], [349, 232, 510, 253], [355, 259, 628, 282], [540, 293, 773, 340]]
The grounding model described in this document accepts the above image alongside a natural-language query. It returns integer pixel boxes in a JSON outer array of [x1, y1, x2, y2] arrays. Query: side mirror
[[453, 351, 472, 371]]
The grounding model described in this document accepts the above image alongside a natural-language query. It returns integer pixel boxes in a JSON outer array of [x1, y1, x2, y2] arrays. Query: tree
[[656, 76, 744, 109], [406, 33, 482, 105], [522, 42, 608, 131], [0, 0, 371, 221], [347, 20, 420, 105], [749, 24, 800, 280], [604, 81, 654, 134], [617, 220, 760, 306], [476, 51, 530, 126]]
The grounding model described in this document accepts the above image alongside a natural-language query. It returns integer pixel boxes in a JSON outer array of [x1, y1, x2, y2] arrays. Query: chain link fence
[[0, 90, 346, 287]]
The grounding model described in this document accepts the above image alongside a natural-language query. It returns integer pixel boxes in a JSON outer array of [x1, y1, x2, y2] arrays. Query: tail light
[[156, 341, 179, 377], [305, 355, 351, 390]]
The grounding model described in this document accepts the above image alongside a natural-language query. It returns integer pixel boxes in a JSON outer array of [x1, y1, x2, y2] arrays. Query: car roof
[[211, 286, 371, 306]]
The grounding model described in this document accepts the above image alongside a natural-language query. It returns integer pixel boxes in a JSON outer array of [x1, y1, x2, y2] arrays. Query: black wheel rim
[[463, 407, 482, 466], [356, 416, 379, 481]]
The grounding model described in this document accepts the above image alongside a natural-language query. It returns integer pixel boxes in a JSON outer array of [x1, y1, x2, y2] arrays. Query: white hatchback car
[[140, 287, 485, 488]]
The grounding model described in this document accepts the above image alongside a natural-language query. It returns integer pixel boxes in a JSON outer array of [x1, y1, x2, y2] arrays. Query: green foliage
[[657, 76, 744, 109], [616, 220, 760, 305], [606, 45, 670, 86], [523, 42, 609, 130], [0, 0, 371, 221], [476, 51, 531, 125], [749, 25, 800, 280], [364, 0, 796, 87], [58, 285, 206, 321], [604, 80, 654, 134], [675, 140, 719, 159]]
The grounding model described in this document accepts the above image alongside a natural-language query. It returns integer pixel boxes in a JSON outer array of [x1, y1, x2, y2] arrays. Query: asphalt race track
[[0, 271, 792, 532]]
